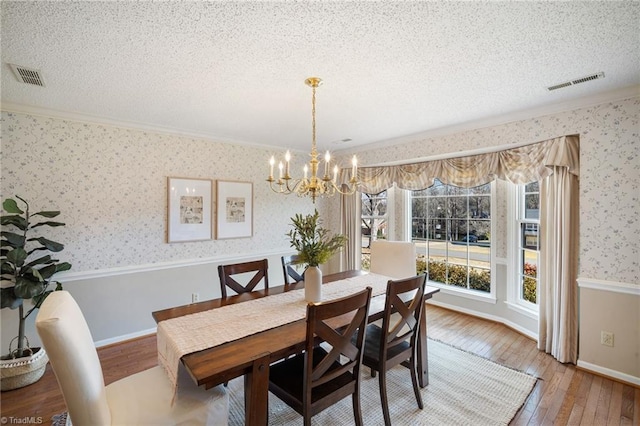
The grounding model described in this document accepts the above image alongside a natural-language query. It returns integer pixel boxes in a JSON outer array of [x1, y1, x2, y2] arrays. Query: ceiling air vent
[[547, 72, 604, 91], [333, 138, 353, 144], [8, 64, 46, 87]]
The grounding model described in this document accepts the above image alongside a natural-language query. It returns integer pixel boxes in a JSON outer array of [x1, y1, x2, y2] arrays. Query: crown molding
[[0, 101, 292, 152], [335, 85, 640, 156]]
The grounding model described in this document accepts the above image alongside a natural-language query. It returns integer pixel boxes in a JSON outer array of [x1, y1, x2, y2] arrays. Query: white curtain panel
[[339, 178, 360, 271], [538, 165, 580, 364]]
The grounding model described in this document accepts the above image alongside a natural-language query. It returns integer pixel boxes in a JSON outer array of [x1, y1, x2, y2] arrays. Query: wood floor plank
[[553, 368, 583, 425], [514, 339, 540, 373], [607, 381, 624, 425], [594, 378, 614, 425], [566, 403, 585, 426], [512, 380, 543, 425], [567, 370, 593, 425], [620, 384, 635, 422], [635, 388, 640, 425], [536, 369, 563, 413], [581, 374, 603, 424]]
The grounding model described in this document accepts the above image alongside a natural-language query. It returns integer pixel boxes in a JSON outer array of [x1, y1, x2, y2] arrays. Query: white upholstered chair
[[36, 291, 228, 426], [370, 240, 417, 279]]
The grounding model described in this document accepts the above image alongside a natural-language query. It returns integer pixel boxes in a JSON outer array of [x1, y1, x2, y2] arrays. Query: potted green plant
[[287, 209, 347, 302], [0, 196, 71, 391]]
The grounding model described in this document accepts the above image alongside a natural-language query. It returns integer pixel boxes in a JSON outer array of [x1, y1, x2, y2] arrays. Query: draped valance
[[351, 134, 579, 194]]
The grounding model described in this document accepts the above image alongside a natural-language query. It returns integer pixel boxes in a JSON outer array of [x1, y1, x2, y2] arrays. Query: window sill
[[504, 301, 538, 319], [427, 281, 497, 304]]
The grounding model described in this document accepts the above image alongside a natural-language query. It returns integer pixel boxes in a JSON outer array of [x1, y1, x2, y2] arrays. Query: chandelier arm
[[331, 181, 358, 195], [266, 178, 308, 195]]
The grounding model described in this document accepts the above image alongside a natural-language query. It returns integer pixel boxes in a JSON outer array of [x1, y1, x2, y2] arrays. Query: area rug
[[227, 339, 537, 425]]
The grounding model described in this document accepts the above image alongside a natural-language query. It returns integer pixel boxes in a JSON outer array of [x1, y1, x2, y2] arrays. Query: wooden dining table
[[152, 270, 439, 425]]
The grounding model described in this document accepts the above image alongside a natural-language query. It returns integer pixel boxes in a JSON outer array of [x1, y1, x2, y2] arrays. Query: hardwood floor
[[1, 305, 637, 425]]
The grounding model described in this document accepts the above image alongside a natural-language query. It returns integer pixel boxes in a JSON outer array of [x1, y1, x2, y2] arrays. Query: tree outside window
[[361, 190, 387, 270], [411, 180, 492, 294]]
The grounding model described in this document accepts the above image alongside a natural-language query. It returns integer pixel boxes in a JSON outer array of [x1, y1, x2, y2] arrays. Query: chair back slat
[[304, 287, 372, 408], [218, 259, 269, 297], [281, 255, 304, 284], [381, 275, 427, 360]]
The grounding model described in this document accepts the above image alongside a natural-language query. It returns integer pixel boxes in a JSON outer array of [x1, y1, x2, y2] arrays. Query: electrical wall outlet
[[191, 293, 200, 303], [600, 331, 614, 347]]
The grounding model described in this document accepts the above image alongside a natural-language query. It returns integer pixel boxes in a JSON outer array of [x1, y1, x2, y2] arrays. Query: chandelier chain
[[311, 84, 316, 157]]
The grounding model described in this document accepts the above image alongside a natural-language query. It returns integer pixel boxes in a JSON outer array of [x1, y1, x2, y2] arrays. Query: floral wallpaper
[[0, 112, 314, 273], [338, 96, 640, 286]]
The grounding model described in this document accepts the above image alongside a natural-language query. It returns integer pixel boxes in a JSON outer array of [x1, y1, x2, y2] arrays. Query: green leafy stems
[[1, 196, 71, 358], [287, 209, 347, 268]]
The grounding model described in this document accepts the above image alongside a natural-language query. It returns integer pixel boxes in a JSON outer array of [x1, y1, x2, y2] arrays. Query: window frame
[[408, 181, 496, 303], [506, 183, 539, 318]]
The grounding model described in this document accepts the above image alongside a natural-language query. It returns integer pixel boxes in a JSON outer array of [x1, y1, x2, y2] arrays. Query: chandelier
[[266, 77, 358, 203]]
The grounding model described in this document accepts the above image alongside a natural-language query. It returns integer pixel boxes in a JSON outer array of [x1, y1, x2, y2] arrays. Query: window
[[410, 180, 493, 298], [360, 190, 388, 271], [516, 182, 540, 306]]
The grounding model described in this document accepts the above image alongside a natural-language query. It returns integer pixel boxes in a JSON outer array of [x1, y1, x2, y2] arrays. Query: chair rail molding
[[577, 277, 640, 296], [56, 248, 295, 282]]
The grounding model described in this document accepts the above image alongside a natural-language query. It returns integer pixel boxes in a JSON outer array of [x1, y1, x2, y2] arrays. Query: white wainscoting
[[577, 277, 640, 386]]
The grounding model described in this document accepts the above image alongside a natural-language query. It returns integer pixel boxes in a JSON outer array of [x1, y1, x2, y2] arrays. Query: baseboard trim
[[577, 360, 640, 388], [94, 327, 157, 348], [427, 299, 538, 340]]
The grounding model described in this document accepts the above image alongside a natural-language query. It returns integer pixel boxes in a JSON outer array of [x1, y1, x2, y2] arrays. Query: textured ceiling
[[1, 1, 639, 153]]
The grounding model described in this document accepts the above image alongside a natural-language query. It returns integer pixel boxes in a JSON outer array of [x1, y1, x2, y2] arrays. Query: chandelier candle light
[[267, 77, 359, 203]]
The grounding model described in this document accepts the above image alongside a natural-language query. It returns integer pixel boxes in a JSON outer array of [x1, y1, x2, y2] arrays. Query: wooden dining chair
[[281, 254, 304, 284], [360, 274, 427, 426], [268, 287, 372, 426], [217, 259, 269, 298]]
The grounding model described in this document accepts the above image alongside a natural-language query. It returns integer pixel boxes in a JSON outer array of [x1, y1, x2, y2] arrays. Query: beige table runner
[[157, 272, 392, 396]]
